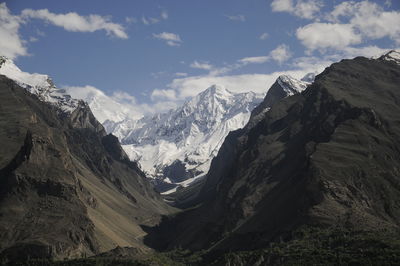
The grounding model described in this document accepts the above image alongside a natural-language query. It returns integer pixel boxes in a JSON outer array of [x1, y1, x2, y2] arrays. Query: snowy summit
[[0, 56, 79, 113]]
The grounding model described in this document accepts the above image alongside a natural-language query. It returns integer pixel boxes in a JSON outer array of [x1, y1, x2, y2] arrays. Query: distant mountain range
[[101, 76, 311, 193]]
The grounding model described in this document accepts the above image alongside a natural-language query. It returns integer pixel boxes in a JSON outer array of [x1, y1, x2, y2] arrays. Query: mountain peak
[[277, 74, 308, 96], [200, 84, 232, 98], [0, 55, 9, 66], [0, 55, 79, 113], [107, 85, 263, 190], [379, 49, 400, 65]]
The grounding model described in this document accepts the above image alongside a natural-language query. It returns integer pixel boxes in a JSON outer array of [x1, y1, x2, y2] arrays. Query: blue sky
[[1, 0, 400, 115]]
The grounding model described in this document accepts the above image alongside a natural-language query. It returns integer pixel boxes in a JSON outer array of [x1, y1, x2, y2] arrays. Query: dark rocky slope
[[166, 75, 307, 209], [0, 76, 175, 261], [145, 54, 400, 254]]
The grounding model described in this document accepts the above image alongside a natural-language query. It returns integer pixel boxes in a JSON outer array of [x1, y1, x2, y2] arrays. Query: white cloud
[[142, 10, 168, 25], [191, 44, 293, 78], [238, 44, 292, 65], [175, 72, 188, 77], [294, 0, 323, 19], [297, 1, 400, 52], [271, 0, 293, 12], [0, 3, 27, 59], [153, 32, 182, 46], [189, 60, 239, 76], [239, 56, 270, 64], [190, 61, 213, 70], [296, 23, 361, 51], [271, 0, 323, 19], [225, 14, 246, 22], [349, 2, 400, 43], [21, 8, 128, 39], [150, 89, 177, 101], [327, 1, 358, 22], [259, 32, 269, 40], [269, 44, 292, 64]]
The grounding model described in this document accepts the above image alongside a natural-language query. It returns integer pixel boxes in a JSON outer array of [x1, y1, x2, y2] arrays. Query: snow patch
[[0, 56, 79, 113]]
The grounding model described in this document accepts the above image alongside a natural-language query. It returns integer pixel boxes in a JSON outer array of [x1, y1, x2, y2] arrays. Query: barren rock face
[[0, 76, 174, 260]]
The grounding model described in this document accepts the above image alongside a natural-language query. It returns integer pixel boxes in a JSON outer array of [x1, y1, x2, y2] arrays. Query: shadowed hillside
[[0, 75, 175, 261]]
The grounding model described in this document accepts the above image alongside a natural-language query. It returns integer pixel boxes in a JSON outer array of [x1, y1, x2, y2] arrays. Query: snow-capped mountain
[[64, 85, 135, 123], [0, 55, 312, 193], [277, 75, 309, 96], [0, 56, 136, 124], [378, 50, 400, 65], [104, 75, 310, 192], [0, 56, 79, 113], [105, 85, 264, 190], [247, 74, 310, 130]]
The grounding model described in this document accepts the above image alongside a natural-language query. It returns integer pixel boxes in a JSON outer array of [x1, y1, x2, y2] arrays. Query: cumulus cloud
[[296, 23, 361, 51], [349, 2, 400, 43], [239, 44, 292, 65], [271, 0, 323, 19], [153, 32, 182, 46], [225, 14, 246, 22], [269, 44, 293, 64], [0, 3, 27, 59], [21, 8, 128, 39], [297, 1, 400, 52]]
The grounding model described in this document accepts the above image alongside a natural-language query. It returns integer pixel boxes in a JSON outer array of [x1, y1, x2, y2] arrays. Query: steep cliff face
[[0, 75, 174, 261], [145, 53, 400, 253]]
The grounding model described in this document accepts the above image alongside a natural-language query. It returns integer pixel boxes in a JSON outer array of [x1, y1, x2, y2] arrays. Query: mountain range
[[105, 76, 311, 194], [1, 50, 400, 265], [144, 50, 400, 261], [0, 56, 312, 194]]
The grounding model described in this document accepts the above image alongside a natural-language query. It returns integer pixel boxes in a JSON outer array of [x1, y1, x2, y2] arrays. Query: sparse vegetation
[[2, 227, 400, 265], [209, 227, 400, 265]]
